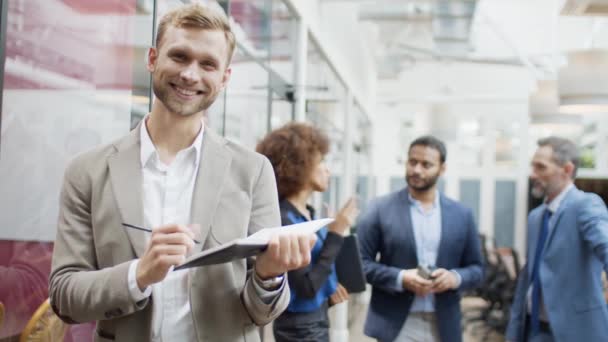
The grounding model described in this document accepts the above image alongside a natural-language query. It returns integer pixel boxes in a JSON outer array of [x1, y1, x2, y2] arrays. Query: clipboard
[[335, 234, 367, 293], [174, 218, 334, 270]]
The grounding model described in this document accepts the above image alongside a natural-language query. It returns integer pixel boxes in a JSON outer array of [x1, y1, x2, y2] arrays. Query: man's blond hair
[[156, 4, 236, 64]]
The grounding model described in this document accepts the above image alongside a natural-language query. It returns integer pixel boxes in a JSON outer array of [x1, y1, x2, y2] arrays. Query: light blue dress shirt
[[409, 192, 442, 312], [394, 192, 461, 313]]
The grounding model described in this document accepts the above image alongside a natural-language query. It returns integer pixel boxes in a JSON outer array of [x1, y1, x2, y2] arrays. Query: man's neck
[[286, 190, 313, 220], [546, 180, 572, 204], [409, 187, 437, 208], [147, 104, 203, 165]]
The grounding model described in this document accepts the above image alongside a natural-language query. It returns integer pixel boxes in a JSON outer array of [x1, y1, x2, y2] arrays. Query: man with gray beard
[[357, 135, 483, 342], [506, 137, 608, 342]]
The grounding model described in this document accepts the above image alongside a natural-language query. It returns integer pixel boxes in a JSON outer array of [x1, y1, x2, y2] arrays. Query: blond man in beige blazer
[[49, 4, 315, 342]]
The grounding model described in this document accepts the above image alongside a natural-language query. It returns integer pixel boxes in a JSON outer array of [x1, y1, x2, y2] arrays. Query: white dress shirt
[[126, 118, 281, 341], [131, 117, 204, 342]]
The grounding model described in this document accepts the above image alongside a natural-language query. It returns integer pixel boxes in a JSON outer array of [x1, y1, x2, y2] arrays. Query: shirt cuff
[[252, 273, 285, 304], [394, 270, 406, 292], [128, 259, 152, 301], [450, 270, 462, 289]]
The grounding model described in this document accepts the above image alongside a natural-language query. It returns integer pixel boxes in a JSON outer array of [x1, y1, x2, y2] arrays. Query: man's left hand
[[430, 268, 458, 293], [254, 233, 317, 279]]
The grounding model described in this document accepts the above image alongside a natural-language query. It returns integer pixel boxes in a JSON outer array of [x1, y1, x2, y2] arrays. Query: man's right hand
[[401, 269, 433, 296], [136, 224, 195, 291]]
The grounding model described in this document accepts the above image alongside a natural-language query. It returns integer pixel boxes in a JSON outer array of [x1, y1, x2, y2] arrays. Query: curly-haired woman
[[256, 122, 358, 342]]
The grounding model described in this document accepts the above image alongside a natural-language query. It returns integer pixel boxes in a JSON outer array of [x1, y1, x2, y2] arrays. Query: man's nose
[[180, 63, 199, 83], [530, 172, 538, 181]]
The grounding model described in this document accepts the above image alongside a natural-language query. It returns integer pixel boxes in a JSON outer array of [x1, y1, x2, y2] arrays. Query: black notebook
[[335, 234, 367, 293], [174, 218, 334, 270]]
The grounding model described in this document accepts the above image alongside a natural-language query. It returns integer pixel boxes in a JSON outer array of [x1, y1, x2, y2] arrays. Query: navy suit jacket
[[357, 188, 483, 342], [506, 187, 608, 342]]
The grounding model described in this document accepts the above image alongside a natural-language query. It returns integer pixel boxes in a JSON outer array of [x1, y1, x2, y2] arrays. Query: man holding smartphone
[[357, 136, 484, 342]]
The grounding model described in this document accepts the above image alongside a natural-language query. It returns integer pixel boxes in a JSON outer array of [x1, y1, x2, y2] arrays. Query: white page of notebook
[[244, 218, 334, 244]]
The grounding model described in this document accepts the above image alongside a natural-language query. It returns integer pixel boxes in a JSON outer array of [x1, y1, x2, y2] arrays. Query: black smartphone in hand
[[417, 265, 436, 280]]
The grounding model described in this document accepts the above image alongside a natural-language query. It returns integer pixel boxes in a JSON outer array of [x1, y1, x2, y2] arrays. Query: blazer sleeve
[[49, 157, 148, 324], [242, 156, 289, 325], [578, 193, 608, 269], [452, 208, 484, 290], [357, 200, 403, 294], [287, 231, 344, 299]]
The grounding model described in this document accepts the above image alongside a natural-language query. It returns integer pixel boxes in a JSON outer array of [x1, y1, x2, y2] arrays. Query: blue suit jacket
[[506, 187, 608, 341], [357, 188, 484, 342]]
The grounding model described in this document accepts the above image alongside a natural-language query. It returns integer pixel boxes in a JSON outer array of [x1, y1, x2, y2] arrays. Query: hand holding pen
[[123, 223, 201, 244], [127, 223, 197, 291]]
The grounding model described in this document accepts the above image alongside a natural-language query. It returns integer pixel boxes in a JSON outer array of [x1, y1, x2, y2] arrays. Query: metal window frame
[[0, 0, 8, 157]]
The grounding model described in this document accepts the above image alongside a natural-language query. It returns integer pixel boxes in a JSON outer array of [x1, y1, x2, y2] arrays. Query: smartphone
[[417, 265, 436, 280]]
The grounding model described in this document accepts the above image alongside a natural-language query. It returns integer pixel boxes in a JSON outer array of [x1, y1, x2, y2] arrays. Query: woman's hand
[[329, 283, 349, 306], [328, 197, 358, 235]]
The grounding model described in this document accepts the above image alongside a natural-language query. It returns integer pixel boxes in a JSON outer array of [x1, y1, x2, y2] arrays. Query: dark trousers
[[273, 302, 329, 342]]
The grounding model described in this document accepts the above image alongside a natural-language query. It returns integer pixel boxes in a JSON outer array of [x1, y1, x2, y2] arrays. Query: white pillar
[[329, 91, 355, 342], [479, 117, 496, 238], [514, 113, 530, 257]]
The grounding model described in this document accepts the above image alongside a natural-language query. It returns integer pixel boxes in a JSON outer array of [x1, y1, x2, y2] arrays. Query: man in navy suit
[[506, 137, 608, 342], [357, 135, 483, 342]]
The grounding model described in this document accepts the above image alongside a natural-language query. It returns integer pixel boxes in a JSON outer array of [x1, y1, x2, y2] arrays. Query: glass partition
[[0, 0, 154, 339], [353, 102, 373, 212], [221, 0, 295, 145], [306, 37, 347, 212], [269, 0, 296, 129]]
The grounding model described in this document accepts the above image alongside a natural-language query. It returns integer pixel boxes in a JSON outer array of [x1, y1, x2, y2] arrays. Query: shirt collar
[[545, 182, 574, 213], [139, 115, 204, 169], [279, 199, 316, 220], [408, 190, 440, 209]]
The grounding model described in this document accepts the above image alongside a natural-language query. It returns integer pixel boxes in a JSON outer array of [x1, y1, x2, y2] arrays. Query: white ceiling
[[349, 0, 608, 83]]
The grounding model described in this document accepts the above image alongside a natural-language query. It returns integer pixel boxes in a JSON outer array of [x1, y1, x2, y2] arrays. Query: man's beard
[[530, 181, 547, 199], [530, 182, 559, 199], [152, 78, 214, 116], [406, 173, 440, 192]]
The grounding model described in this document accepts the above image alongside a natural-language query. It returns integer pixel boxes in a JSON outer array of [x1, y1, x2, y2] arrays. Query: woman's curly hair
[[256, 122, 329, 200]]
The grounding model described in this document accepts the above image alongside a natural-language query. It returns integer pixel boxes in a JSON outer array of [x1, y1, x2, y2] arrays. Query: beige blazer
[[49, 124, 289, 342]]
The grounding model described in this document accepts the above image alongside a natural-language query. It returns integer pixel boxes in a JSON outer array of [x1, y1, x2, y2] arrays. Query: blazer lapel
[[190, 129, 231, 251], [108, 124, 146, 257], [526, 187, 576, 278], [527, 210, 543, 278], [435, 195, 451, 268], [543, 187, 576, 251], [398, 189, 419, 266]]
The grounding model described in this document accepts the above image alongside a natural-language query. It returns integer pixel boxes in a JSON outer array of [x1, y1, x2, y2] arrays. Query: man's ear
[[147, 47, 158, 72], [220, 67, 232, 90], [564, 161, 575, 178], [439, 162, 447, 176]]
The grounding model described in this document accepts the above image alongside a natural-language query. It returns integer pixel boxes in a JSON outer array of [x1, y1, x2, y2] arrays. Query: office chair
[[19, 299, 67, 342], [463, 239, 520, 340]]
